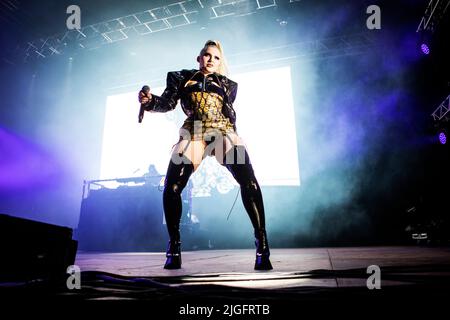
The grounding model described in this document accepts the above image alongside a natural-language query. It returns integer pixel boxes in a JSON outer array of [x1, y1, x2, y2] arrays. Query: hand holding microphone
[[138, 85, 152, 123]]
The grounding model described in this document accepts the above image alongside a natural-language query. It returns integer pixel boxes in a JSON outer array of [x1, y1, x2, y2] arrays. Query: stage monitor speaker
[[0, 214, 78, 283]]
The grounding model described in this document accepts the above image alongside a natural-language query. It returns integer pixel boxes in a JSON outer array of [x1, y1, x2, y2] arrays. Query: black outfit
[[143, 69, 272, 270]]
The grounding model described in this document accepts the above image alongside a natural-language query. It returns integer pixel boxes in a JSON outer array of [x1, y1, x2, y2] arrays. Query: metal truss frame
[[11, 0, 300, 63], [431, 94, 450, 121], [416, 0, 450, 33]]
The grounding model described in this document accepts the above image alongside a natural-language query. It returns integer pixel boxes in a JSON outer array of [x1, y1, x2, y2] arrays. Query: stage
[[2, 245, 450, 317], [74, 245, 450, 279], [1, 0, 450, 316], [73, 246, 450, 301]]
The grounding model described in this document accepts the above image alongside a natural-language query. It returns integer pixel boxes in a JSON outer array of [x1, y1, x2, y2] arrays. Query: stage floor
[[3, 246, 450, 314], [75, 246, 450, 289], [69, 246, 450, 314]]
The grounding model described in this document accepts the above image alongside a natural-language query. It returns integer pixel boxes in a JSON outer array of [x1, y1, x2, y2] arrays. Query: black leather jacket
[[144, 69, 238, 129]]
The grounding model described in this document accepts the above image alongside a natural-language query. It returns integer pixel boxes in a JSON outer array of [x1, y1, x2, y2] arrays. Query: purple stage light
[[0, 127, 63, 191], [438, 132, 446, 145], [420, 43, 430, 55]]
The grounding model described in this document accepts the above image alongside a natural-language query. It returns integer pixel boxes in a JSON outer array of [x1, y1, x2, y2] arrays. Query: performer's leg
[[162, 155, 193, 269], [223, 142, 273, 270], [163, 140, 204, 269]]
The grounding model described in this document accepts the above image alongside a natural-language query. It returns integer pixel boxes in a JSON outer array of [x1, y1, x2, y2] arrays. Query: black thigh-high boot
[[224, 145, 273, 270], [162, 153, 194, 269]]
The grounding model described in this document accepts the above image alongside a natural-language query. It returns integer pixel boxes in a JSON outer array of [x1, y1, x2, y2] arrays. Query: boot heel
[[255, 253, 273, 270], [254, 230, 273, 270], [164, 254, 181, 269], [164, 241, 182, 269]]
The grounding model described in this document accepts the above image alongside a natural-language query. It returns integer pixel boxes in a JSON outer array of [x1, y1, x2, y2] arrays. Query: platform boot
[[162, 153, 194, 269], [224, 145, 273, 270]]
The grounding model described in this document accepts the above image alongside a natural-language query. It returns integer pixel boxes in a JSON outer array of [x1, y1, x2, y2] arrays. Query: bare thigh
[[172, 139, 206, 171]]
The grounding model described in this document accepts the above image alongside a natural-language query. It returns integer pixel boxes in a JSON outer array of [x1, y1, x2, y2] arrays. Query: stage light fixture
[[420, 43, 430, 55], [438, 131, 447, 145]]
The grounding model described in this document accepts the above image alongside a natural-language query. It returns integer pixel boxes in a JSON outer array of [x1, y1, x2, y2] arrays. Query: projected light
[[420, 43, 430, 55], [438, 131, 446, 145]]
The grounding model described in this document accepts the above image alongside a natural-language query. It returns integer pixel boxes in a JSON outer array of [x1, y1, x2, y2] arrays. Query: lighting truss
[[11, 0, 299, 63], [431, 94, 450, 121], [416, 0, 450, 33]]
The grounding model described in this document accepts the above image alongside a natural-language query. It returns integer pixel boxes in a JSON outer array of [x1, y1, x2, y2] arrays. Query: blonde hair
[[199, 40, 229, 76]]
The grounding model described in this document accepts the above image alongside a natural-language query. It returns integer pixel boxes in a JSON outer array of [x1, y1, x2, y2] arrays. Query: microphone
[[142, 85, 150, 95], [138, 85, 151, 123]]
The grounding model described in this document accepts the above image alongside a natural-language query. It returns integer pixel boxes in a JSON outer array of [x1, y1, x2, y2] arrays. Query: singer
[[138, 40, 272, 270]]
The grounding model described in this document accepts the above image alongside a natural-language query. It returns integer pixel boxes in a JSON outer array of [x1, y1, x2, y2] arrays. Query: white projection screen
[[99, 66, 300, 193]]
